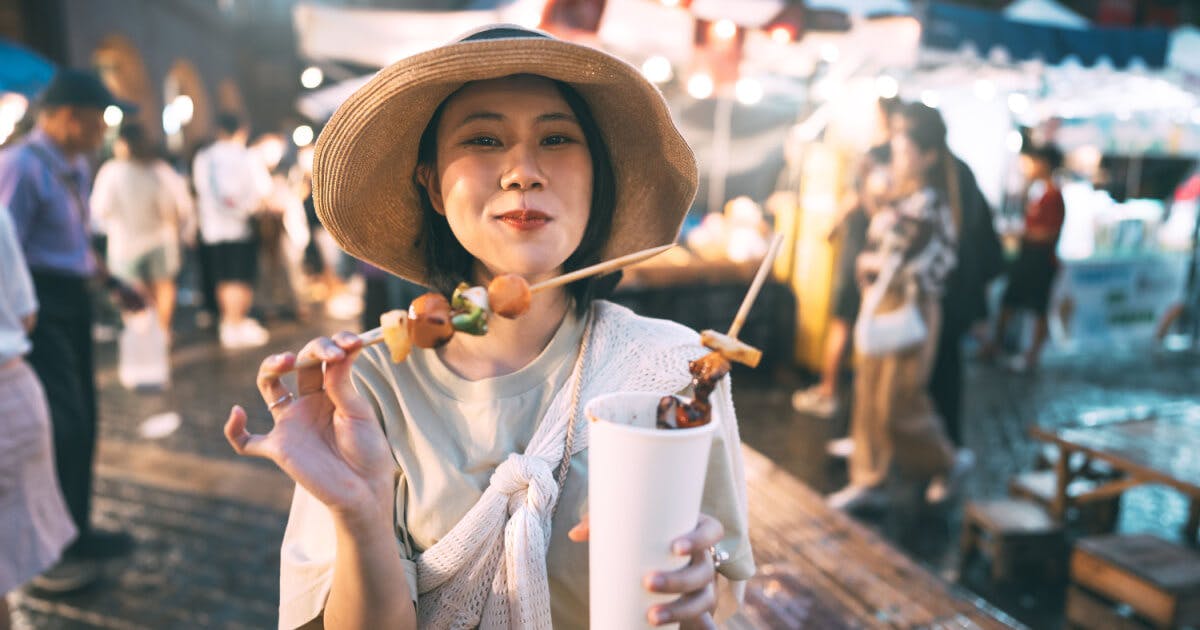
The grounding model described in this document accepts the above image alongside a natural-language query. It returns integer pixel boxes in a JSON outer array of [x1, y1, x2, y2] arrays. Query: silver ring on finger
[[268, 392, 295, 411], [709, 545, 729, 570]]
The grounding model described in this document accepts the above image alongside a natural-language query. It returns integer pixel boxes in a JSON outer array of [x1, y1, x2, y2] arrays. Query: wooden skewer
[[287, 243, 676, 372], [529, 244, 674, 293], [726, 233, 784, 340]]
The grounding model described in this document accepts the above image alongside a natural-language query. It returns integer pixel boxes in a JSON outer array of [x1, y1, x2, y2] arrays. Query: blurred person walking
[[794, 97, 902, 422], [0, 205, 84, 618], [250, 134, 309, 322], [828, 103, 960, 512], [90, 122, 195, 335], [0, 70, 143, 579], [921, 136, 1003, 503], [981, 143, 1065, 372], [192, 112, 272, 349]]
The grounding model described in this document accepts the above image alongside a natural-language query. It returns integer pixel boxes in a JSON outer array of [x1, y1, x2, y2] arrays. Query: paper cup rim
[[585, 391, 715, 439]]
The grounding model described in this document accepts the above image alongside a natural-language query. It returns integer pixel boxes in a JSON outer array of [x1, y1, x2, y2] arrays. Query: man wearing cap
[[0, 69, 143, 587]]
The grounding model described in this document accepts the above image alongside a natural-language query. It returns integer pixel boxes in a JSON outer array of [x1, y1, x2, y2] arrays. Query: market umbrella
[[0, 38, 55, 96]]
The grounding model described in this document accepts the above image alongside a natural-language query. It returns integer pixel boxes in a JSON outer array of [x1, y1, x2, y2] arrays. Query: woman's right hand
[[224, 332, 395, 525]]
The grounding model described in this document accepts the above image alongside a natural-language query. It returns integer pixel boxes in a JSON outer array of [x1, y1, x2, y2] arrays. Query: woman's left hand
[[570, 513, 724, 628]]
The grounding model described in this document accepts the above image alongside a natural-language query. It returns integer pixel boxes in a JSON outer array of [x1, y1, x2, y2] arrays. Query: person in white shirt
[[192, 112, 272, 349], [0, 205, 83, 613], [90, 122, 194, 335]]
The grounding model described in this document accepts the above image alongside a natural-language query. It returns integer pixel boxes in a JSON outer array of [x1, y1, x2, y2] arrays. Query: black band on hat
[[460, 26, 550, 43]]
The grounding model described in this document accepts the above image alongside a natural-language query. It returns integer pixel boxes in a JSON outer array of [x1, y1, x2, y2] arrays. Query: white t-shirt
[[90, 159, 190, 266], [278, 304, 755, 629], [192, 139, 271, 244], [0, 206, 37, 363]]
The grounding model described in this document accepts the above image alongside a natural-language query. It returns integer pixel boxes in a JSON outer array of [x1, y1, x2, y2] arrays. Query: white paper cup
[[586, 391, 715, 630]]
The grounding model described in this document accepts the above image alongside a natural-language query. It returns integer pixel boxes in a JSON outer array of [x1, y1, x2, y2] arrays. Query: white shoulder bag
[[853, 256, 927, 356]]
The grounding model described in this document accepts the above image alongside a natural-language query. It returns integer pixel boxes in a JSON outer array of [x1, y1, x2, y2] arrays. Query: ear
[[416, 165, 445, 216]]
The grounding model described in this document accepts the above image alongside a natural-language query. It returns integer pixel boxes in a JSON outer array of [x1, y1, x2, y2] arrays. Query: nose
[[499, 143, 546, 191]]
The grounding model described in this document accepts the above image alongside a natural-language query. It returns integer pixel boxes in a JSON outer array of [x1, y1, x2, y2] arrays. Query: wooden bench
[[1068, 534, 1200, 630], [959, 498, 1066, 586], [1008, 470, 1122, 534], [727, 446, 1023, 629]]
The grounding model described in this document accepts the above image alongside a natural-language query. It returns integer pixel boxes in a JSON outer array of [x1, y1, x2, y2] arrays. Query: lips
[[496, 209, 552, 231]]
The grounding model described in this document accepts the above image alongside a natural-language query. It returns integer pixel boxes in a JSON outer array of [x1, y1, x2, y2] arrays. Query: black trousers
[[27, 271, 97, 542], [928, 321, 963, 448]]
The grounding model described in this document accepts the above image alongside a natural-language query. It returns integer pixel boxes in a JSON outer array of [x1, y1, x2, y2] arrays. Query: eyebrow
[[455, 111, 578, 126]]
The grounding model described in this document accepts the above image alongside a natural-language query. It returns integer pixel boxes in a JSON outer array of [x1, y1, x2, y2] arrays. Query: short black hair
[[414, 77, 618, 317], [1022, 142, 1064, 171], [215, 111, 243, 136], [117, 121, 154, 160]]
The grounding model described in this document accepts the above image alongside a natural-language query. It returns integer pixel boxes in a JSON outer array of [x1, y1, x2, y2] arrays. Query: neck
[[436, 278, 573, 381], [37, 125, 76, 157]]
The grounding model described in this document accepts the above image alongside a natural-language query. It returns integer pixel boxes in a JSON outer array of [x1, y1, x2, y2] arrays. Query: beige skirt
[[849, 297, 955, 488], [0, 358, 77, 593]]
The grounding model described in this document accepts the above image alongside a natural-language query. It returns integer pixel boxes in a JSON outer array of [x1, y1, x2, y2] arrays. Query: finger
[[644, 552, 715, 594], [671, 514, 724, 556], [296, 337, 343, 395], [257, 352, 296, 411], [322, 331, 373, 417], [647, 587, 716, 627], [224, 405, 269, 459], [567, 515, 590, 542]]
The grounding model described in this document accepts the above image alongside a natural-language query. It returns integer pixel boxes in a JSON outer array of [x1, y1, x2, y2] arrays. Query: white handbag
[[854, 258, 927, 356]]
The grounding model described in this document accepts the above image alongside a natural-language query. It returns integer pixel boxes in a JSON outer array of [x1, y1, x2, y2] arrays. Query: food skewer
[[284, 244, 676, 372], [659, 233, 785, 429]]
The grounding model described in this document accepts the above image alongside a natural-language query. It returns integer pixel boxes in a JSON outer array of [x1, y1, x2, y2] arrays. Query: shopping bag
[[118, 309, 170, 390]]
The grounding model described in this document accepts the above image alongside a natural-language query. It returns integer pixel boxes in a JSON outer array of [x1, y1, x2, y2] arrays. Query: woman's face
[[890, 132, 934, 186], [425, 75, 594, 281]]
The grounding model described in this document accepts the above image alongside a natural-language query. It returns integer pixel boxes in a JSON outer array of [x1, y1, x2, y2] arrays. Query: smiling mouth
[[496, 210, 551, 230]]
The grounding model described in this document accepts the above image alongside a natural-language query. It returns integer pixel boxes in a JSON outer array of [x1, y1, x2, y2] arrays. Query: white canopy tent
[[1002, 0, 1088, 29]]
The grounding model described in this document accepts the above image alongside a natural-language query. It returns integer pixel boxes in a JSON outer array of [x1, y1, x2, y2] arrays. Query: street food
[[450, 283, 490, 335], [487, 274, 532, 319], [379, 309, 411, 363], [657, 351, 734, 429], [699, 330, 763, 368], [656, 233, 783, 429], [407, 292, 455, 349]]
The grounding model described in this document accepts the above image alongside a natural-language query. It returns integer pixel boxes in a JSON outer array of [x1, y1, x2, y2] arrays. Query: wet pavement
[[9, 307, 1200, 629]]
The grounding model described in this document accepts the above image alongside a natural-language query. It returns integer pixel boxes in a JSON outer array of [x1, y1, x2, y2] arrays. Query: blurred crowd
[[787, 97, 1068, 518]]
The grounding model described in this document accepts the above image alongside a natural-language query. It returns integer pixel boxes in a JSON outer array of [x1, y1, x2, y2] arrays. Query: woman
[[794, 96, 901, 422], [828, 103, 959, 511], [0, 205, 81, 627], [984, 142, 1065, 372], [223, 26, 753, 629], [90, 122, 193, 335]]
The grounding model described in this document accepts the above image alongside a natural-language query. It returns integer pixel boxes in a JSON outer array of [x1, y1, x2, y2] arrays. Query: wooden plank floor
[[725, 447, 1025, 629]]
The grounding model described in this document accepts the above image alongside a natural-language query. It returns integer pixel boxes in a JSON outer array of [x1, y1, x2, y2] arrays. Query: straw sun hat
[[312, 24, 698, 285]]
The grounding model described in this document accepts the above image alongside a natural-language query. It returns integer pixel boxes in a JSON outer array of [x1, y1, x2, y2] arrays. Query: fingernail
[[650, 574, 665, 589], [652, 609, 670, 624], [673, 540, 692, 555]]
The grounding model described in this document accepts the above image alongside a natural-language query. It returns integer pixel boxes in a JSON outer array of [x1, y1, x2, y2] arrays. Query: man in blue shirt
[[0, 70, 143, 586]]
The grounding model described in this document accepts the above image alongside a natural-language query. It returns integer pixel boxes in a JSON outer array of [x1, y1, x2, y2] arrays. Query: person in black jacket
[[924, 154, 1004, 503]]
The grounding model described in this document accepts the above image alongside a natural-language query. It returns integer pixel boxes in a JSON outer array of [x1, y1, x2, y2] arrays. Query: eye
[[542, 134, 576, 147], [464, 135, 500, 147]]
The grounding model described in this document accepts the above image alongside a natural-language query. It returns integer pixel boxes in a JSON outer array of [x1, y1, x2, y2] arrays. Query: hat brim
[[313, 34, 698, 286]]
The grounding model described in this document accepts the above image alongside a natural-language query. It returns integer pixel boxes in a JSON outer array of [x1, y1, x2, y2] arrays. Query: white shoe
[[219, 322, 241, 349], [237, 319, 270, 348], [827, 484, 888, 511], [792, 386, 837, 418], [926, 449, 976, 504], [825, 437, 855, 459]]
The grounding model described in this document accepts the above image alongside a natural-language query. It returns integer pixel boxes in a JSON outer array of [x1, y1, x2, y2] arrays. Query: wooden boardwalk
[[726, 447, 1024, 629]]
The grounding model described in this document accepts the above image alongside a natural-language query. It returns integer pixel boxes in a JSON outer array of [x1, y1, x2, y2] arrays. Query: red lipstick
[[497, 209, 551, 231]]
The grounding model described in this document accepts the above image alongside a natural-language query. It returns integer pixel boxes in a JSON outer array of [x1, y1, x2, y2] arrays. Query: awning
[[0, 38, 55, 96], [922, 1, 1170, 68]]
